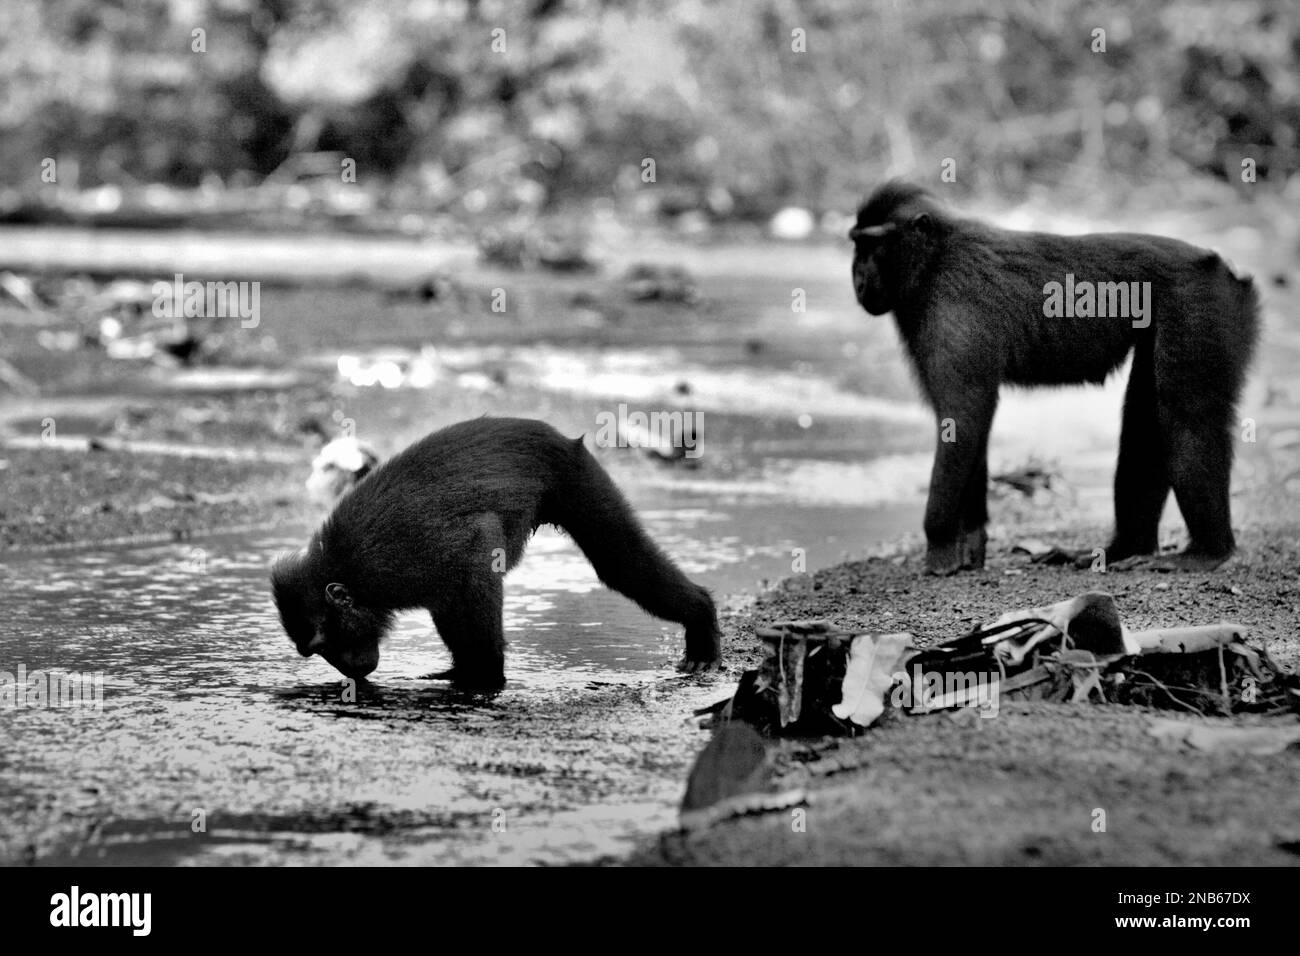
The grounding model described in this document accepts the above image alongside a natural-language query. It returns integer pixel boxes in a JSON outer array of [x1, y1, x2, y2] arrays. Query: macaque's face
[[273, 560, 384, 679], [312, 602, 383, 679], [849, 224, 897, 316]]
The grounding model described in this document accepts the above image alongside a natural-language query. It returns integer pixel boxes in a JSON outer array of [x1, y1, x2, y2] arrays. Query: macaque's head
[[305, 437, 380, 507], [849, 181, 942, 316], [271, 549, 389, 679]]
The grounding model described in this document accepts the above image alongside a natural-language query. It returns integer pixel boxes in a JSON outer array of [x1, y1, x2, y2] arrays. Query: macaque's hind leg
[[1072, 355, 1169, 571], [1097, 366, 1237, 573], [1163, 402, 1236, 552], [554, 446, 721, 671], [1154, 419, 1236, 571], [1106, 351, 1169, 562], [956, 441, 989, 570], [430, 514, 508, 690], [1132, 346, 1238, 571]]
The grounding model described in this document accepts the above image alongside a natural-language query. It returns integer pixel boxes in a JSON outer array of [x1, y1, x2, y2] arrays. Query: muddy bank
[[616, 266, 1300, 866], [623, 517, 1300, 866]]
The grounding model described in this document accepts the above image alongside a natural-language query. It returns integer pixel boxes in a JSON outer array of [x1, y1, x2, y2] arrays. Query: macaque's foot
[[1103, 555, 1149, 571], [1168, 549, 1232, 571], [426, 663, 507, 691], [676, 656, 721, 675], [925, 527, 987, 575], [925, 540, 963, 576], [1072, 541, 1151, 570], [959, 527, 987, 570], [1112, 549, 1231, 573]]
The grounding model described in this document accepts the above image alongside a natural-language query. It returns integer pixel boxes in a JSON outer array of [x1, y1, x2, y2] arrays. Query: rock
[[680, 723, 770, 813], [306, 436, 381, 506], [622, 263, 700, 304], [1011, 538, 1053, 558], [992, 464, 1056, 496], [0, 271, 43, 311]]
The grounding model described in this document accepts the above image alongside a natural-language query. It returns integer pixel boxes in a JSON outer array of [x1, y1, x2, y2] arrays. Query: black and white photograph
[[0, 0, 1296, 915]]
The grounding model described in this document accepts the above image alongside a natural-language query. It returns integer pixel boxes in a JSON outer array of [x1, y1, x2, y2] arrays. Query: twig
[[1123, 668, 1214, 716], [1217, 644, 1232, 715]]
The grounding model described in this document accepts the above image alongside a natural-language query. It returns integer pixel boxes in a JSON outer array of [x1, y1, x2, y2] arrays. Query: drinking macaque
[[274, 418, 722, 689]]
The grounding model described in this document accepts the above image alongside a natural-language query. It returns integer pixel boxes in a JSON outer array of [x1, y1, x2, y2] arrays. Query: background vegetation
[[1, 0, 1296, 226]]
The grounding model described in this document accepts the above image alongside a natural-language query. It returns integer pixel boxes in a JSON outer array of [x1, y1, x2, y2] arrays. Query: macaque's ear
[[909, 212, 933, 233], [325, 583, 353, 608]]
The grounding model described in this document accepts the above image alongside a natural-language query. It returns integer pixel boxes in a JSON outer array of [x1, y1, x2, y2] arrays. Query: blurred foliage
[[0, 0, 1296, 221]]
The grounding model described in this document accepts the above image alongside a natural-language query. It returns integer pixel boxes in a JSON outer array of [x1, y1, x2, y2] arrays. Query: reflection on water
[[323, 342, 934, 425]]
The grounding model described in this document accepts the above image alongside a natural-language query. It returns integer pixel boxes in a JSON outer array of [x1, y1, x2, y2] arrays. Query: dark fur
[[850, 181, 1259, 573], [272, 417, 721, 689]]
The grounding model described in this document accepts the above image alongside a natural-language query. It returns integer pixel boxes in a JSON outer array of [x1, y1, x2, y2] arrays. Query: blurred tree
[[0, 0, 1295, 218]]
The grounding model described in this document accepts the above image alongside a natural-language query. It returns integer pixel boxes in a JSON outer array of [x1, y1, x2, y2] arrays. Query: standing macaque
[[850, 182, 1259, 574], [273, 417, 722, 689]]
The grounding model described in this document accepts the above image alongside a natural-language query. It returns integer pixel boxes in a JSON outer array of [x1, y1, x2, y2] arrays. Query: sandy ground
[[623, 337, 1300, 866]]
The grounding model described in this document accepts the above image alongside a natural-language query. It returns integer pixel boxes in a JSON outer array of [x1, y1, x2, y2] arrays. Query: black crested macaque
[[849, 182, 1259, 574], [272, 417, 722, 689]]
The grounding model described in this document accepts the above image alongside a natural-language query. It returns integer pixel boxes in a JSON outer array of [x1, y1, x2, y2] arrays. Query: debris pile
[[681, 591, 1299, 829], [715, 592, 1298, 736]]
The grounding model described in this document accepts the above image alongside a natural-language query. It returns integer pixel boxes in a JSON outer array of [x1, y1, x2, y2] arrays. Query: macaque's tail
[[546, 437, 721, 666]]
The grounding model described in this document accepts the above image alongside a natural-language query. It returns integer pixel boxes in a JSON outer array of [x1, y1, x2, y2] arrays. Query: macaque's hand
[[676, 656, 720, 675]]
